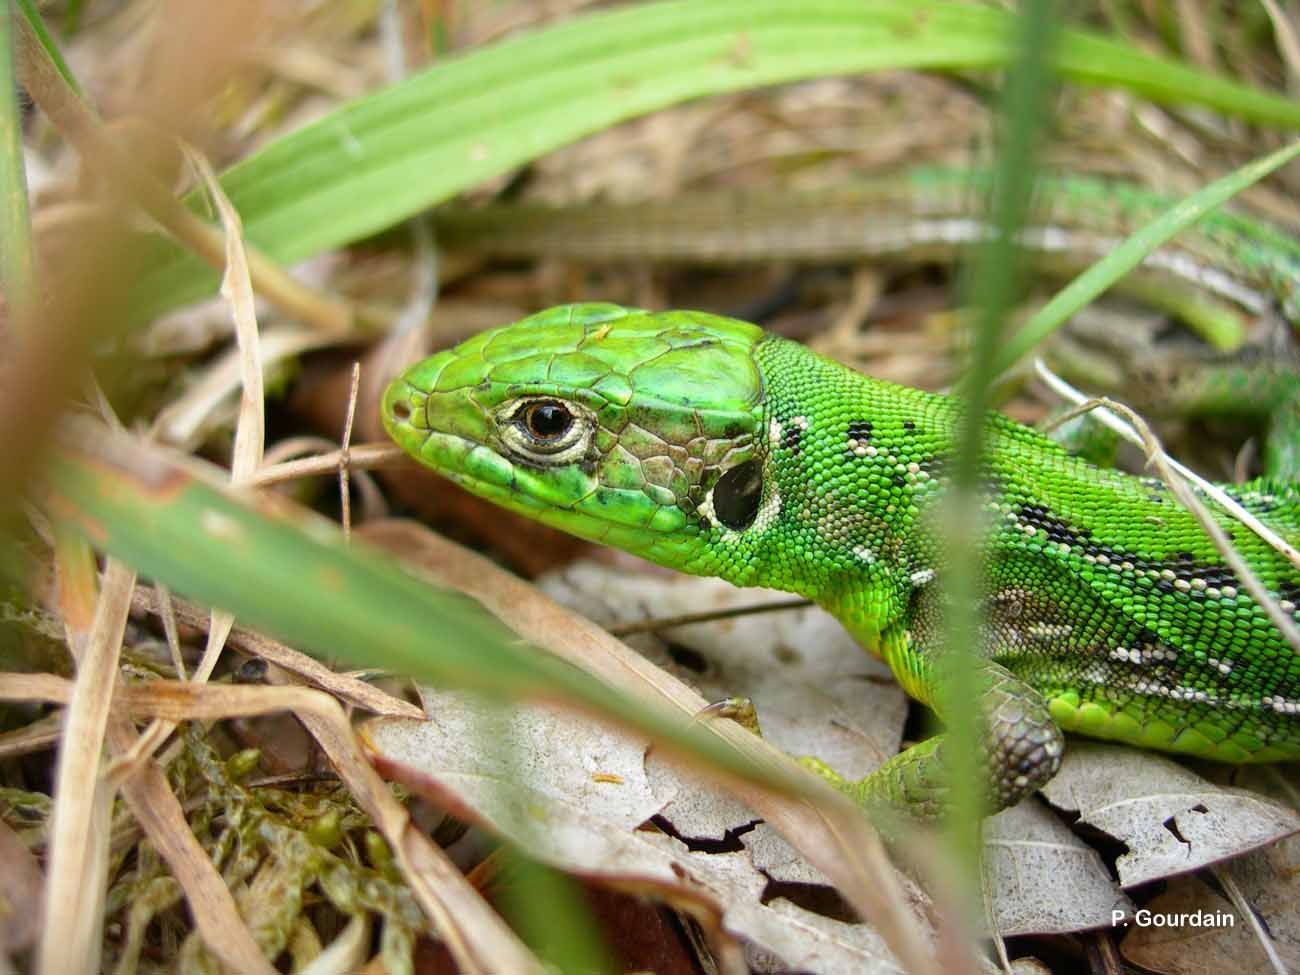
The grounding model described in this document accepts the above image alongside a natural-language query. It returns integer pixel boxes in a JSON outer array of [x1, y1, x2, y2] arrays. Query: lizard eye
[[497, 396, 595, 463], [522, 400, 573, 442], [713, 459, 763, 530]]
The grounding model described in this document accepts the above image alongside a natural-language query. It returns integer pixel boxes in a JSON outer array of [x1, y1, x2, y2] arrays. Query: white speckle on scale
[[852, 544, 877, 564]]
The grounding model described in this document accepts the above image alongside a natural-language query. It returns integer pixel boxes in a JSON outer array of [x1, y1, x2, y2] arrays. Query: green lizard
[[382, 302, 1300, 819], [1048, 320, 1300, 482], [436, 167, 1300, 349], [438, 163, 1300, 479]]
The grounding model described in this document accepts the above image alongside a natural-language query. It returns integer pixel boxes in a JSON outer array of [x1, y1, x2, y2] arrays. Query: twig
[[1036, 359, 1300, 653], [1214, 865, 1288, 975], [606, 597, 814, 637], [250, 442, 407, 486], [340, 363, 361, 540]]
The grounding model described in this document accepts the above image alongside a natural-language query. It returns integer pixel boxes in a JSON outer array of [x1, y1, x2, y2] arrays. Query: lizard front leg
[[800, 658, 1064, 822]]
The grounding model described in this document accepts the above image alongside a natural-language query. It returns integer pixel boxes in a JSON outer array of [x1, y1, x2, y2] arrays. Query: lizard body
[[383, 303, 1300, 817], [437, 168, 1300, 339]]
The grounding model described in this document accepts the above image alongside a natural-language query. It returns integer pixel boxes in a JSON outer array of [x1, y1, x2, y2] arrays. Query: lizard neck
[[734, 336, 961, 634]]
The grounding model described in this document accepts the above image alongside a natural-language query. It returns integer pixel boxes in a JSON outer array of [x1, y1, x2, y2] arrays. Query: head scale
[[382, 304, 774, 580]]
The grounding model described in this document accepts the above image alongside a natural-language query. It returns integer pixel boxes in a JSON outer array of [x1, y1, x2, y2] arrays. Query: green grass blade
[[13, 0, 81, 98], [0, 3, 33, 319], [129, 0, 1300, 322], [496, 851, 615, 975], [994, 138, 1300, 375], [46, 431, 789, 793], [946, 0, 1058, 899]]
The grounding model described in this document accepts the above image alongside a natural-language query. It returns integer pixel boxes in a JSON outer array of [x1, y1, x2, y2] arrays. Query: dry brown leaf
[[982, 799, 1134, 936], [1119, 835, 1300, 975], [366, 691, 913, 974], [357, 518, 971, 975], [128, 586, 423, 719], [1040, 741, 1300, 887]]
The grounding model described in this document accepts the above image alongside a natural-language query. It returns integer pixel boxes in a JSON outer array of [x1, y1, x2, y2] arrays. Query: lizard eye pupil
[[713, 459, 763, 530], [524, 401, 573, 441]]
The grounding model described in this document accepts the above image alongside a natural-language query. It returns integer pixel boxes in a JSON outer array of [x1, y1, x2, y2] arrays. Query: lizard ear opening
[[713, 459, 763, 530]]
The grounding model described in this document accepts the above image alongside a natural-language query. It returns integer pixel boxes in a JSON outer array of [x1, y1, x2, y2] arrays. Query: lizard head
[[382, 303, 776, 578]]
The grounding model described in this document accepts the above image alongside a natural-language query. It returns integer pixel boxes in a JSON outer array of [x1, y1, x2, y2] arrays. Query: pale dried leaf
[[658, 834, 908, 975], [372, 689, 663, 834], [1119, 835, 1300, 975], [645, 752, 758, 845], [358, 520, 953, 975], [745, 822, 836, 887], [1039, 742, 1300, 887], [366, 693, 912, 975], [742, 892, 907, 975], [542, 562, 904, 852], [982, 799, 1133, 936], [540, 563, 906, 780]]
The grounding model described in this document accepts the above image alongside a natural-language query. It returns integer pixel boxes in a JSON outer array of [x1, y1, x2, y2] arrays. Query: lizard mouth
[[381, 378, 577, 520], [380, 371, 692, 550]]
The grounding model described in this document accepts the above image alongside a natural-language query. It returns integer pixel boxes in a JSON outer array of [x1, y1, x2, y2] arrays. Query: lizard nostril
[[390, 397, 413, 423]]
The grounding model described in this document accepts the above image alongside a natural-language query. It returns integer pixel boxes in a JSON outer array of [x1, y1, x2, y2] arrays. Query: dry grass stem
[[12, 12, 357, 335], [38, 559, 134, 975], [340, 362, 362, 539], [251, 442, 407, 487], [126, 586, 423, 719], [1036, 360, 1300, 652]]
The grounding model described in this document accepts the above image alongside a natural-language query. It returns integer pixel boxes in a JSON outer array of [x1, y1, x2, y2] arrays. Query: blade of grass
[[49, 430, 947, 974], [12, 0, 80, 97], [993, 138, 1300, 375], [945, 0, 1058, 948], [0, 2, 33, 321], [45, 426, 803, 799], [38, 559, 135, 975], [127, 0, 1300, 324], [491, 850, 615, 975]]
